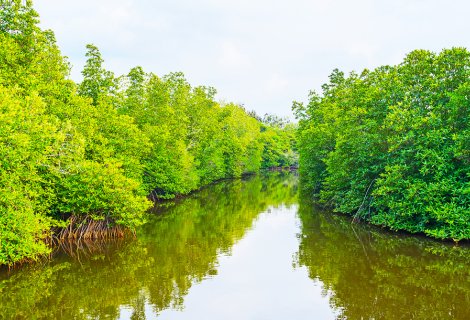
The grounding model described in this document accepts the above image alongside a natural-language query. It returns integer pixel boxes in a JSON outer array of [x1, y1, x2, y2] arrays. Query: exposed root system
[[52, 215, 133, 242]]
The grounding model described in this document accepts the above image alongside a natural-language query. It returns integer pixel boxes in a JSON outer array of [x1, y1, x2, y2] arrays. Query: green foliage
[[259, 116, 298, 168], [117, 68, 271, 198], [0, 0, 289, 265], [0, 87, 55, 265], [295, 48, 470, 240], [78, 44, 116, 105]]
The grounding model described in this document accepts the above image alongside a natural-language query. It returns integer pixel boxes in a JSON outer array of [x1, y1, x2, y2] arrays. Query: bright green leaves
[[217, 103, 261, 177], [296, 48, 470, 240], [372, 49, 470, 240], [259, 115, 298, 169], [52, 160, 150, 229], [78, 44, 116, 106], [0, 0, 292, 266], [117, 67, 266, 198], [0, 86, 56, 265], [0, 0, 70, 100], [0, 2, 151, 264]]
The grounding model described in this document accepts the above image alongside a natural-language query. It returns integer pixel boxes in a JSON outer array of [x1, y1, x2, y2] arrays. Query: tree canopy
[[295, 48, 470, 240], [0, 0, 296, 266]]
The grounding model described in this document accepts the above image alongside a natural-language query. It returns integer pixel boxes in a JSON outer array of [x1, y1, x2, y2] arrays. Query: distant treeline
[[295, 48, 469, 241], [0, 0, 297, 265]]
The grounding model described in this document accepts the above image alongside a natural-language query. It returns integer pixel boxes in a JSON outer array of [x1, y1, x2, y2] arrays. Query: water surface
[[0, 172, 468, 319]]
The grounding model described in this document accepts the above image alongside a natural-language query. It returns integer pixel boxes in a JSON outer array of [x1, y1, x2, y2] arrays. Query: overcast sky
[[34, 0, 470, 118]]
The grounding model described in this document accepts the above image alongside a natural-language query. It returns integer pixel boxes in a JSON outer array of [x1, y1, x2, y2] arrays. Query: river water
[[1, 172, 469, 319]]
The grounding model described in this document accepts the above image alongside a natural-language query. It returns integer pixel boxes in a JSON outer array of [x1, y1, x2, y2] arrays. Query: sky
[[34, 0, 470, 118]]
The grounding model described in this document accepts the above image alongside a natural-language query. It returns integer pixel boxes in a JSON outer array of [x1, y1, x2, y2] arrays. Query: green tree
[[0, 87, 57, 265], [78, 44, 116, 106], [0, 0, 293, 265], [296, 48, 470, 240]]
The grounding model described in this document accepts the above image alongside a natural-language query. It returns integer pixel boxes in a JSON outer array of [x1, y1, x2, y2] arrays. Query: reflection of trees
[[296, 197, 470, 320], [0, 172, 297, 319]]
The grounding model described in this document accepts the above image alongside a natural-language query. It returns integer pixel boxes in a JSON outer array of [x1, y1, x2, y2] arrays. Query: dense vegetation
[[0, 0, 297, 266], [294, 48, 469, 240]]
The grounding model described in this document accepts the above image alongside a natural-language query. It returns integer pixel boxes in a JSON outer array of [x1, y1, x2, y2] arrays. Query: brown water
[[0, 172, 469, 319]]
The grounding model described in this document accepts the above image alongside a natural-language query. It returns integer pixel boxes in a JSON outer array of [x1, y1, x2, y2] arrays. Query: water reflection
[[295, 197, 470, 320], [147, 206, 337, 320], [1, 172, 469, 320], [0, 172, 298, 319]]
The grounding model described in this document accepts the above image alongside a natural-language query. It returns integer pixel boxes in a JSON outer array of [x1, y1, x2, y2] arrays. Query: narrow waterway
[[0, 172, 469, 319]]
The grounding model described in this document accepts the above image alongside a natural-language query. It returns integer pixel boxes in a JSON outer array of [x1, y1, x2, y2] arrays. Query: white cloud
[[265, 74, 289, 94], [34, 0, 470, 118], [217, 41, 252, 70]]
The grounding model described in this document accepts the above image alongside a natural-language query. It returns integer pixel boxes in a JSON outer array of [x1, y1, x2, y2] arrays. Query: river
[[0, 172, 469, 319]]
